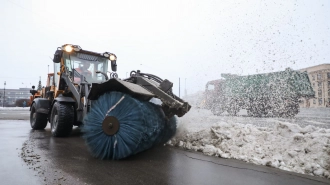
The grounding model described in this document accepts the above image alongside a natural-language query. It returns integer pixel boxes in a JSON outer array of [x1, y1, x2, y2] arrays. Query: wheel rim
[[30, 107, 36, 127], [32, 113, 36, 124], [52, 115, 58, 132]]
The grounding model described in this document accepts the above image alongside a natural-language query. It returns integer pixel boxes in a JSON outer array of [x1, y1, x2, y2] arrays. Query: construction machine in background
[[29, 44, 191, 159], [29, 73, 54, 106], [204, 68, 314, 117]]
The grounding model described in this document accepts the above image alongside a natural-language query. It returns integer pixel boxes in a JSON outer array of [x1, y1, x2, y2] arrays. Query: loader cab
[[205, 80, 223, 94], [46, 73, 54, 87], [62, 52, 109, 83], [53, 44, 117, 86], [41, 73, 55, 101], [204, 80, 223, 109]]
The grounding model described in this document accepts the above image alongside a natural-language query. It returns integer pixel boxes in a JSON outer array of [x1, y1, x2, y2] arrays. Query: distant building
[[299, 63, 330, 108], [0, 88, 31, 107]]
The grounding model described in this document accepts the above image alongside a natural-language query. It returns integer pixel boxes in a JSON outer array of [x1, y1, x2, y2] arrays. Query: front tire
[[30, 103, 48, 130], [227, 106, 239, 116], [211, 104, 225, 116], [50, 102, 74, 137], [283, 104, 299, 118]]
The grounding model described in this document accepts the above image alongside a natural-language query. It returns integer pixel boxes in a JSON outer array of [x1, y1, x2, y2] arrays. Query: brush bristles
[[82, 91, 177, 159]]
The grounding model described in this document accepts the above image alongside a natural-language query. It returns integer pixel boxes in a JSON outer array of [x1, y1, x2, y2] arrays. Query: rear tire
[[211, 105, 225, 116], [50, 102, 74, 137], [283, 104, 299, 118], [247, 106, 262, 117], [247, 109, 253, 117], [30, 103, 48, 130], [227, 107, 239, 116]]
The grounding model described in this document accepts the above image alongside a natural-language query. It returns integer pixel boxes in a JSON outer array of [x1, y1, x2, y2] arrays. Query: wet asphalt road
[[0, 109, 30, 120], [1, 109, 330, 185]]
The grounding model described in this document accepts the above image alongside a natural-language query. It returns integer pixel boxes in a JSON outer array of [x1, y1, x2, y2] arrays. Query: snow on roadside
[[170, 108, 330, 179], [0, 107, 29, 111]]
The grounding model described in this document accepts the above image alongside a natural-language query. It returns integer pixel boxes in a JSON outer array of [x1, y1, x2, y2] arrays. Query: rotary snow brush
[[83, 70, 191, 159], [82, 91, 178, 159]]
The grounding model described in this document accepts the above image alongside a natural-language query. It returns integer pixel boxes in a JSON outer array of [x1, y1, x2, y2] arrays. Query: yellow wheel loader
[[29, 44, 191, 159]]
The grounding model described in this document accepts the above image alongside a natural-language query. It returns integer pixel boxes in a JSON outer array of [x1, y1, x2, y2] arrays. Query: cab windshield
[[63, 52, 109, 83]]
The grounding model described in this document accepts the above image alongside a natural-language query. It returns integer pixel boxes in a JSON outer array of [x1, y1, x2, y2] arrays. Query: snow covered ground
[[0, 107, 29, 111], [171, 107, 330, 179]]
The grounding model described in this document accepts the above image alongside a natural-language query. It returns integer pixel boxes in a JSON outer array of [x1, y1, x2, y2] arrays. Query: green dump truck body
[[205, 68, 314, 117], [223, 68, 314, 99]]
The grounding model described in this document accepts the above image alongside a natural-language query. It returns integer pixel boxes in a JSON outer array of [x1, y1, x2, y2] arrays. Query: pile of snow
[[170, 108, 330, 179]]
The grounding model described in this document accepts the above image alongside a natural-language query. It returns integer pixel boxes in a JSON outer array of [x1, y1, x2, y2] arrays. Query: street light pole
[[3, 81, 6, 107], [179, 78, 181, 98], [185, 78, 187, 97]]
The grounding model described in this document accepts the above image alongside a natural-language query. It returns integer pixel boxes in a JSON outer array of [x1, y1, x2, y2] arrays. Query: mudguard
[[31, 98, 51, 114], [54, 96, 76, 103]]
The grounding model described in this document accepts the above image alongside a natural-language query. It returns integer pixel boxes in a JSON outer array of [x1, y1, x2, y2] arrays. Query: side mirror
[[111, 60, 117, 72], [53, 50, 63, 63]]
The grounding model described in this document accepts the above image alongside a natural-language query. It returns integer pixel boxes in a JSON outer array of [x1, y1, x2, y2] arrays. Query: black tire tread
[[30, 104, 48, 130], [51, 102, 74, 137]]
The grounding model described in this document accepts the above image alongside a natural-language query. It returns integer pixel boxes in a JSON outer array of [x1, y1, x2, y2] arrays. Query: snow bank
[[170, 108, 330, 179]]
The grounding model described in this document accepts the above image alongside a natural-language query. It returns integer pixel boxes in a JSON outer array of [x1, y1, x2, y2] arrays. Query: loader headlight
[[72, 45, 82, 52], [103, 52, 117, 61], [109, 54, 117, 61], [103, 52, 110, 58], [64, 45, 73, 52], [62, 44, 82, 53]]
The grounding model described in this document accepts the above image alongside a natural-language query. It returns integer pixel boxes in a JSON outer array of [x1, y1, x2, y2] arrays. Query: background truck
[[204, 68, 314, 117]]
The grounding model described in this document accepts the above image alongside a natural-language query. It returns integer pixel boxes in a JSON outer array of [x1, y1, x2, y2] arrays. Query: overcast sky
[[0, 0, 329, 95]]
